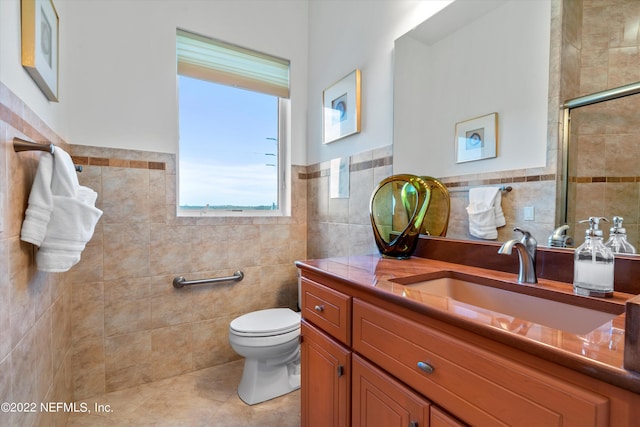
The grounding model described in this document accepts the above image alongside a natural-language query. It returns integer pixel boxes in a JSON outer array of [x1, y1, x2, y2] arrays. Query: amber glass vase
[[370, 174, 431, 259]]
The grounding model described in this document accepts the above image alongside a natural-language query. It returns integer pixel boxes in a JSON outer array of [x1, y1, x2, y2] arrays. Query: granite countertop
[[295, 254, 640, 394]]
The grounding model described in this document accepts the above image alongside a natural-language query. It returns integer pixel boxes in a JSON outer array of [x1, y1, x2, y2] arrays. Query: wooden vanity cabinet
[[301, 320, 351, 427], [353, 299, 609, 426], [300, 277, 352, 427], [299, 270, 637, 426]]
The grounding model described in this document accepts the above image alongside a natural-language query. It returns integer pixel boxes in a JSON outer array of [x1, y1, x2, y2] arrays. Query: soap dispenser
[[573, 217, 614, 298], [604, 216, 637, 255]]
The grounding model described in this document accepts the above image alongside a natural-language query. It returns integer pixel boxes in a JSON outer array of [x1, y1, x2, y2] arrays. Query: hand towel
[[20, 146, 103, 272], [466, 187, 505, 240]]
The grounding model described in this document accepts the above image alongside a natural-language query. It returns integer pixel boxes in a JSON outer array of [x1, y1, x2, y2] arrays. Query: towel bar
[[13, 137, 54, 153], [173, 270, 244, 288], [14, 137, 83, 172], [449, 185, 513, 194]]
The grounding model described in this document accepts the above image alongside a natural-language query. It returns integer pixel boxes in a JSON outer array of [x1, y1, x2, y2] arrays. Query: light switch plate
[[524, 206, 535, 221]]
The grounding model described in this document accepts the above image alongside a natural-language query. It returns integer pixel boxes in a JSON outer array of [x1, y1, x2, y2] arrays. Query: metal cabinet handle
[[314, 305, 324, 312], [417, 361, 434, 374]]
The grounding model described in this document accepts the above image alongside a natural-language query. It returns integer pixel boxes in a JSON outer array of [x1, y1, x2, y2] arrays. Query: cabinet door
[[431, 406, 467, 427], [352, 354, 430, 427], [301, 320, 351, 427]]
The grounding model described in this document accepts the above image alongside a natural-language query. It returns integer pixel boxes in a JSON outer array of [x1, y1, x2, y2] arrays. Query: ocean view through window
[[176, 29, 290, 216]]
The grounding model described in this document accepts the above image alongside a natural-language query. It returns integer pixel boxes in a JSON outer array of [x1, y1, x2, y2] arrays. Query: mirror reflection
[[565, 87, 640, 251], [392, 0, 640, 255]]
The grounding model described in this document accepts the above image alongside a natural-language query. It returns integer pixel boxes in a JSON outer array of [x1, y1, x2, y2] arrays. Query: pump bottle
[[604, 216, 636, 255], [573, 217, 614, 298]]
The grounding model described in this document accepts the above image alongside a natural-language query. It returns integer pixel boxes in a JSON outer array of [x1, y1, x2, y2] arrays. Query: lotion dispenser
[[604, 216, 636, 255], [573, 217, 614, 298]]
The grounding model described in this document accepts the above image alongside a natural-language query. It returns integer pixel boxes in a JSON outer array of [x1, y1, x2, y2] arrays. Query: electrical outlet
[[524, 206, 535, 221]]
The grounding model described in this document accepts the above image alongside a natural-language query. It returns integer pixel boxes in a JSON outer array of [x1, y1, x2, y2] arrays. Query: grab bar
[[173, 270, 244, 288]]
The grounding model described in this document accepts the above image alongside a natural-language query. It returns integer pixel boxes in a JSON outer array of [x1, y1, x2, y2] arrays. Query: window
[[176, 29, 290, 216]]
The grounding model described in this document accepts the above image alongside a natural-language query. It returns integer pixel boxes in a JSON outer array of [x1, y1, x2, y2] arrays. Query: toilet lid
[[230, 308, 301, 336]]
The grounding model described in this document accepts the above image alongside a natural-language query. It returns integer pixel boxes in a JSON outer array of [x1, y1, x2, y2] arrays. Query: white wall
[[2, 0, 458, 166], [0, 0, 67, 137], [305, 0, 452, 165], [1, 0, 309, 164], [393, 0, 551, 177]]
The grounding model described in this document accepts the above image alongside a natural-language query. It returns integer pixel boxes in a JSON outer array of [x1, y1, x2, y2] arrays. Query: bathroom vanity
[[296, 240, 640, 426]]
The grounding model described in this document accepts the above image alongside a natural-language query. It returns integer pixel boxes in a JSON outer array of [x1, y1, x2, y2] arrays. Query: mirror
[[564, 84, 640, 253], [393, 0, 640, 253]]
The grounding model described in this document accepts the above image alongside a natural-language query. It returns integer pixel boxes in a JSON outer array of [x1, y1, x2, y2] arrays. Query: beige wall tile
[[105, 297, 152, 337], [1, 87, 74, 424], [151, 286, 193, 328], [103, 223, 150, 281], [0, 240, 10, 361], [105, 332, 152, 392], [101, 167, 150, 223], [151, 325, 193, 380], [35, 310, 53, 402], [71, 281, 104, 342], [51, 292, 71, 373], [192, 318, 240, 370], [72, 337, 105, 400], [0, 354, 15, 427]]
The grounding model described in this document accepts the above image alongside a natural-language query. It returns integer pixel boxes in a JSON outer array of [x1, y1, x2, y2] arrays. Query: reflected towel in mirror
[[466, 187, 505, 240]]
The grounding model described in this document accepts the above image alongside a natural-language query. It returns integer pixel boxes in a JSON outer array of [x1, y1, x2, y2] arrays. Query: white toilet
[[229, 304, 301, 405]]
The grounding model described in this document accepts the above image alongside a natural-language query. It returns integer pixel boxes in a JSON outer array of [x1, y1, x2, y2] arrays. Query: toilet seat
[[230, 308, 300, 337]]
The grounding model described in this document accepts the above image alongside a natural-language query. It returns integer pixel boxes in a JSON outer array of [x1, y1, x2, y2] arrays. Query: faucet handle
[[514, 227, 536, 244], [513, 227, 537, 260]]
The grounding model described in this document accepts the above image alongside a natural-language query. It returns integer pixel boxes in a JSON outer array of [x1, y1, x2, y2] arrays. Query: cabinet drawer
[[353, 299, 609, 427], [301, 277, 351, 345]]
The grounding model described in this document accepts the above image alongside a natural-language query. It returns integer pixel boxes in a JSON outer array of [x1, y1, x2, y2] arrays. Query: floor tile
[[67, 360, 300, 426]]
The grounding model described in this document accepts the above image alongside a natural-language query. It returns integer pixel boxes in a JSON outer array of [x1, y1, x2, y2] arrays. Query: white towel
[[20, 147, 103, 272], [466, 187, 506, 240]]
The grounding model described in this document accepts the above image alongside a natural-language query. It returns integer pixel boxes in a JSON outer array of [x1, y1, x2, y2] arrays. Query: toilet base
[[237, 352, 301, 405]]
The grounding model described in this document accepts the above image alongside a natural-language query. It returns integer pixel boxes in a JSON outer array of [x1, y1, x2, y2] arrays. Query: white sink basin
[[401, 276, 622, 335]]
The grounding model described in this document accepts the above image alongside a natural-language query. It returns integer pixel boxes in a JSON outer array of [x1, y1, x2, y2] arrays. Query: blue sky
[[178, 76, 278, 207]]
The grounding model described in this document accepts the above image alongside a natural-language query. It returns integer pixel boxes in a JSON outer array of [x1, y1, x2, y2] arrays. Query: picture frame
[[323, 69, 361, 144], [21, 0, 59, 102], [455, 112, 498, 163]]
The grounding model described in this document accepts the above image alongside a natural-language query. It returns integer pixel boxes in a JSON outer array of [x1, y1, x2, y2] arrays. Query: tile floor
[[67, 360, 300, 426]]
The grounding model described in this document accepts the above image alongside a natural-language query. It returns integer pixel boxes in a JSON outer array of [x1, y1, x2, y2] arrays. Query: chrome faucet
[[548, 224, 574, 248], [498, 228, 538, 284]]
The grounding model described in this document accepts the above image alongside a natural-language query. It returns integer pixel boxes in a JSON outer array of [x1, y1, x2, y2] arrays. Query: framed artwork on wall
[[455, 112, 498, 163], [21, 0, 59, 102], [323, 69, 361, 144]]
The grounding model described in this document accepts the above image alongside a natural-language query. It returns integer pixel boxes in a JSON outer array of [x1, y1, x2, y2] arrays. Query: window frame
[[175, 29, 291, 218]]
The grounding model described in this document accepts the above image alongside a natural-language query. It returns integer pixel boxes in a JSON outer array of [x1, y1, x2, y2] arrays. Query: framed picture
[[455, 112, 498, 163], [21, 0, 59, 102], [323, 69, 361, 144]]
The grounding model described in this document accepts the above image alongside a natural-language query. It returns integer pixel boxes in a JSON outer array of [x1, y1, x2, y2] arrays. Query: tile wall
[[0, 82, 307, 418], [304, 146, 392, 259], [0, 83, 73, 427], [566, 0, 640, 249], [69, 146, 306, 399], [304, 145, 558, 257]]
